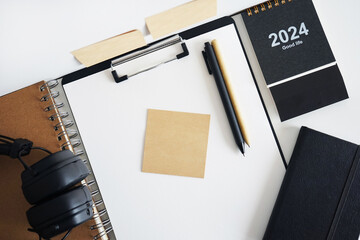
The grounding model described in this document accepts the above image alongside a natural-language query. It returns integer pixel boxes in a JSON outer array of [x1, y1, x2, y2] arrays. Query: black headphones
[[0, 135, 93, 240]]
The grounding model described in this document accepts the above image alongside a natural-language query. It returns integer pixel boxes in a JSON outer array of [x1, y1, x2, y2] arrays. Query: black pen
[[202, 41, 245, 155]]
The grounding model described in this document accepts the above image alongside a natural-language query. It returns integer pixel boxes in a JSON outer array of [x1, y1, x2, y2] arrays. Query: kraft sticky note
[[145, 0, 217, 39], [71, 30, 146, 67], [142, 109, 210, 178]]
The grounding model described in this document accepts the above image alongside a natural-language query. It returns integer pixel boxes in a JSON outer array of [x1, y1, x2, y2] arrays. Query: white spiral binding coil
[[40, 79, 115, 240], [49, 112, 69, 121]]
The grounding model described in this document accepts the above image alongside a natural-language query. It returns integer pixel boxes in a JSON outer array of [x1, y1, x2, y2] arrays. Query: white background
[[0, 1, 359, 159], [0, 0, 359, 238], [4, 0, 358, 95], [0, 0, 260, 95]]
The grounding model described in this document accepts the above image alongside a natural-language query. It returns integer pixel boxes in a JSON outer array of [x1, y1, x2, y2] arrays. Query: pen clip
[[202, 50, 212, 75]]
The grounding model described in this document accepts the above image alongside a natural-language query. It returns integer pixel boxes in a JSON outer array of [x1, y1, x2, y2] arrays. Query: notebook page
[[64, 24, 285, 240]]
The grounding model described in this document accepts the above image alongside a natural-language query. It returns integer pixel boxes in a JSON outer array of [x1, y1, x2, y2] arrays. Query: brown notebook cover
[[0, 81, 95, 239]]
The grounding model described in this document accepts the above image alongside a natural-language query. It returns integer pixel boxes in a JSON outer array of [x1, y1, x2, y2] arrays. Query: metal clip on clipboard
[[110, 35, 189, 83]]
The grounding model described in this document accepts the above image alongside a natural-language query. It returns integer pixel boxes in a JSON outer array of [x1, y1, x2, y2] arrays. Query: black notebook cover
[[241, 0, 348, 121], [263, 127, 360, 240]]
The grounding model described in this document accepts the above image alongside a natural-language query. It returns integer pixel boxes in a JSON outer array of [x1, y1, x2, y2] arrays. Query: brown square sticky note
[[142, 109, 210, 178]]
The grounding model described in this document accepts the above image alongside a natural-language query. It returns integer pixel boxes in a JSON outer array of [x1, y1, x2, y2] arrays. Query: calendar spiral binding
[[39, 79, 116, 240], [246, 0, 292, 16]]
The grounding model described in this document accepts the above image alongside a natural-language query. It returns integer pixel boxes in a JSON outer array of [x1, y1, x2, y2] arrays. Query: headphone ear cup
[[26, 185, 94, 239], [21, 150, 90, 204]]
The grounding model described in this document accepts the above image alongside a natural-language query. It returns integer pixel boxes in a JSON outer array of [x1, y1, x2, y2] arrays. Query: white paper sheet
[[64, 24, 285, 240]]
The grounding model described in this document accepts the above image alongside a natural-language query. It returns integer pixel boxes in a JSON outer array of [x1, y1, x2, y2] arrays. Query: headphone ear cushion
[[21, 150, 89, 204], [26, 185, 94, 239]]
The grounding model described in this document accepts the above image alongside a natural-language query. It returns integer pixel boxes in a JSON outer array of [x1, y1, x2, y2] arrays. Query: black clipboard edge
[[179, 16, 233, 40], [61, 17, 233, 85], [229, 12, 287, 168]]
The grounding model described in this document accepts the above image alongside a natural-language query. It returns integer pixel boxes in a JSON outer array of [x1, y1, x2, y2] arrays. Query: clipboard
[[48, 17, 286, 240]]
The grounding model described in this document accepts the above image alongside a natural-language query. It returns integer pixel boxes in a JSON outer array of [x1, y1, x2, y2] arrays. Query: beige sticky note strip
[[145, 0, 217, 39], [142, 109, 211, 178], [71, 30, 146, 67]]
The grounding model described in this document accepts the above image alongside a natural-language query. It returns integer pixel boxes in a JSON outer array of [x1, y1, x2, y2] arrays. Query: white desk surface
[[1, 0, 359, 153], [0, 0, 359, 238], [1, 0, 359, 154], [1, 0, 359, 162]]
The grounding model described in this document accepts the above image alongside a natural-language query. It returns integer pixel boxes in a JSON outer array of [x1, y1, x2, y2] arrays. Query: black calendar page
[[242, 0, 335, 85]]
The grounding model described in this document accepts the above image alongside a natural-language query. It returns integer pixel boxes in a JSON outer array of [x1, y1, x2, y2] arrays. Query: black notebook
[[264, 127, 360, 240], [239, 0, 348, 121]]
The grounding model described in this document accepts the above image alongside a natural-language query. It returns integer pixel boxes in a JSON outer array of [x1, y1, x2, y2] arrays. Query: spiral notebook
[[233, 0, 348, 121], [0, 82, 111, 240]]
